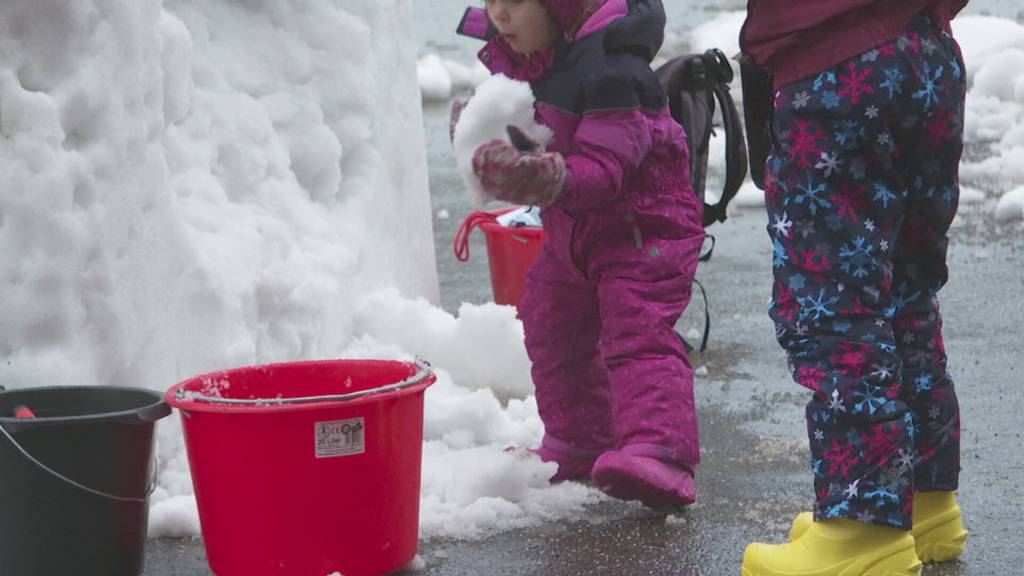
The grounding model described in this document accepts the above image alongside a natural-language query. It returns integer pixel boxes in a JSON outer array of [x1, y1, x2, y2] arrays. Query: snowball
[[452, 74, 553, 205]]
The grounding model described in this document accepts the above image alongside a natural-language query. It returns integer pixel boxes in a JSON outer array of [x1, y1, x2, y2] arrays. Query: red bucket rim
[[477, 208, 545, 237], [165, 359, 435, 415]]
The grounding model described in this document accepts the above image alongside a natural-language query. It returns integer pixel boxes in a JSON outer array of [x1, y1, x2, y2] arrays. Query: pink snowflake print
[[838, 61, 876, 106], [878, 42, 897, 58], [789, 248, 832, 279], [786, 120, 826, 169], [797, 365, 829, 392], [775, 282, 800, 323], [824, 439, 860, 479], [863, 423, 900, 467], [925, 107, 955, 147], [830, 342, 871, 379], [832, 181, 867, 222]]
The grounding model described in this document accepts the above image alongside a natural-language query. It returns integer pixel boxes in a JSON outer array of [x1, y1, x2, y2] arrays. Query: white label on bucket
[[315, 417, 366, 458]]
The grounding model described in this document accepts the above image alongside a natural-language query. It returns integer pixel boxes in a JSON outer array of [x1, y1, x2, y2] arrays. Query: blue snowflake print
[[821, 90, 841, 109], [773, 238, 789, 269], [890, 282, 922, 313], [912, 61, 945, 111], [827, 501, 852, 518], [951, 57, 962, 80], [795, 174, 832, 215], [944, 185, 957, 203], [880, 68, 904, 98], [861, 49, 880, 62], [789, 273, 807, 291], [798, 289, 839, 322], [914, 373, 934, 393], [833, 119, 866, 149], [813, 71, 838, 91], [839, 237, 878, 278], [826, 213, 844, 232], [854, 384, 890, 415], [864, 485, 901, 509], [905, 413, 919, 441], [873, 183, 898, 208]]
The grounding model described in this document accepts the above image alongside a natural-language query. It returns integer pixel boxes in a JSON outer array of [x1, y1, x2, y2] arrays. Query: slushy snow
[[452, 74, 553, 205]]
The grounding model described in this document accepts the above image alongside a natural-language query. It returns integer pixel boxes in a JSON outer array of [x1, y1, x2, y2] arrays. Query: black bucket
[[0, 385, 171, 576]]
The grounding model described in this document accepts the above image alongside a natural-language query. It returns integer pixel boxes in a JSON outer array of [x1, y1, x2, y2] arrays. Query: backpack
[[654, 49, 748, 352], [655, 48, 748, 229]]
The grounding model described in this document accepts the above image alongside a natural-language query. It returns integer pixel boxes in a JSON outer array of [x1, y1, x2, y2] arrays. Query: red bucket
[[454, 208, 548, 307], [166, 359, 435, 576]]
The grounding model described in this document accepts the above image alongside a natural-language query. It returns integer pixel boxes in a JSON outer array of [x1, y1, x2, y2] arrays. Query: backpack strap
[[701, 50, 748, 227]]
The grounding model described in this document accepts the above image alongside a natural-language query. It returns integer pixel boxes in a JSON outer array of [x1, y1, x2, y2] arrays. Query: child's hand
[[472, 140, 565, 207]]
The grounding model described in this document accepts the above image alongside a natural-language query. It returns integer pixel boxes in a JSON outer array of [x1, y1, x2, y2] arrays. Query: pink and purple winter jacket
[[458, 0, 703, 229]]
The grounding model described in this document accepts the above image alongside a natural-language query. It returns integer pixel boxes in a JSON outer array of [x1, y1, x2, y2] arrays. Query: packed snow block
[[452, 74, 553, 204], [0, 0, 438, 396]]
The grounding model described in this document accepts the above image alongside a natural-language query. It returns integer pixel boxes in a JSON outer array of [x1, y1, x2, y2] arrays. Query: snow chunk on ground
[[353, 288, 534, 400], [418, 54, 489, 101], [452, 74, 553, 204]]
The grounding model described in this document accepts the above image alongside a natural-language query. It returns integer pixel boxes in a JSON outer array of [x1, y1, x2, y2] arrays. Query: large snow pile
[[451, 74, 553, 205], [1, 0, 437, 392]]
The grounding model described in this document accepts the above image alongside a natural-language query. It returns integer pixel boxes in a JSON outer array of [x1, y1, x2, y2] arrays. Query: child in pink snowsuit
[[457, 0, 705, 507]]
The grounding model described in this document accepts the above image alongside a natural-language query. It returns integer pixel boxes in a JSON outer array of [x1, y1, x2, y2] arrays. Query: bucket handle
[[454, 211, 499, 262], [0, 421, 159, 503], [174, 358, 434, 406]]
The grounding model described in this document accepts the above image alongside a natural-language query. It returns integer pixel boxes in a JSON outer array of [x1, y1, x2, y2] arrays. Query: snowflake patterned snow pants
[[764, 15, 965, 529]]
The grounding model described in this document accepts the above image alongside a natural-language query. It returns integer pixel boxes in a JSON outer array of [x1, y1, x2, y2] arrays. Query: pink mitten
[[471, 139, 566, 206]]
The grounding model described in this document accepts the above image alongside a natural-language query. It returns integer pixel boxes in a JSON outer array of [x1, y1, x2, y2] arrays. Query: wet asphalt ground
[[145, 95, 1024, 575]]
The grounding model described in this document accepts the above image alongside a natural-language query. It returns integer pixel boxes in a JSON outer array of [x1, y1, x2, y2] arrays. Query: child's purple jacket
[[740, 0, 969, 89], [458, 0, 702, 222]]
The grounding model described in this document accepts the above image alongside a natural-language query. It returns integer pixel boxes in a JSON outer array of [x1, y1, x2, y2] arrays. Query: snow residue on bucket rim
[[164, 359, 435, 414]]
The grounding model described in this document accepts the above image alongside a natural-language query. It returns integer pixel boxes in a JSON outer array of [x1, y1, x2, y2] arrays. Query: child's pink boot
[[590, 447, 696, 508]]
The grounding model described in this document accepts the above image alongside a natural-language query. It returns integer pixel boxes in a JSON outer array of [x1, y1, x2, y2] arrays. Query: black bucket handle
[[0, 384, 165, 503], [0, 422, 159, 503]]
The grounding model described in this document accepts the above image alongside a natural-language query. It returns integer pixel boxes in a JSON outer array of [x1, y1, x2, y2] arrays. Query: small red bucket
[[454, 208, 548, 307], [166, 359, 435, 576]]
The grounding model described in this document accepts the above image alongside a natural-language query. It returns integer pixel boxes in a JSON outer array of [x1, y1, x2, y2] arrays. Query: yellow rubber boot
[[912, 491, 969, 563], [743, 518, 922, 576], [788, 491, 967, 563]]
